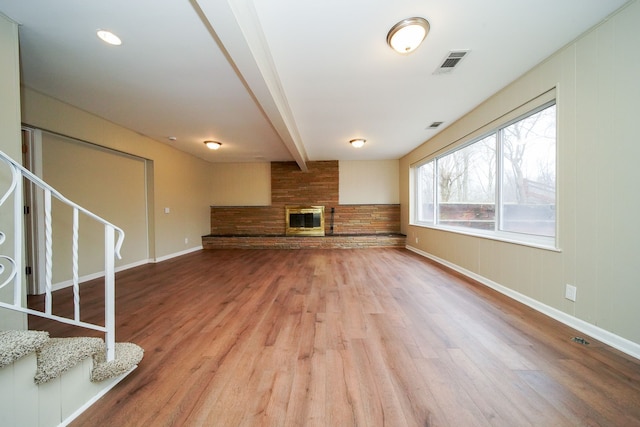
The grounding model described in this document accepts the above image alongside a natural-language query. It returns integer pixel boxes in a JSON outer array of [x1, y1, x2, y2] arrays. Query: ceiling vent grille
[[427, 121, 443, 129], [434, 50, 469, 74]]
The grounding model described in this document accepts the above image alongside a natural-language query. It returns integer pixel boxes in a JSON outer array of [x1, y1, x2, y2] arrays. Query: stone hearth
[[202, 234, 406, 249]]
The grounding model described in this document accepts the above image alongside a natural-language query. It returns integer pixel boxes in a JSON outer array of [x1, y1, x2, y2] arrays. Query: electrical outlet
[[184, 238, 189, 245], [415, 237, 419, 243], [565, 284, 577, 302]]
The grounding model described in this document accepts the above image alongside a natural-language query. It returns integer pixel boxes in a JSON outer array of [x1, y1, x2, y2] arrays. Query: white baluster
[[12, 165, 22, 306], [44, 189, 53, 315], [73, 208, 80, 321], [104, 225, 116, 361], [0, 150, 125, 361]]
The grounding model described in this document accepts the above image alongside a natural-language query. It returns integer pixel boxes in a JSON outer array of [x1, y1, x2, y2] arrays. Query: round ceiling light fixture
[[350, 138, 366, 148], [96, 29, 122, 46], [204, 141, 222, 150], [386, 17, 430, 54]]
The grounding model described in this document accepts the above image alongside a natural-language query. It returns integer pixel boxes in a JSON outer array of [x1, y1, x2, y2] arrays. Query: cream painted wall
[[41, 133, 148, 283], [400, 1, 640, 348], [0, 15, 20, 160], [209, 160, 400, 206], [210, 162, 271, 206], [21, 88, 212, 261], [0, 14, 25, 329], [339, 160, 399, 205]]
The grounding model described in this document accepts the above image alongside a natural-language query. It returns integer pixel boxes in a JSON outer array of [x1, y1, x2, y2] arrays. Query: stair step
[[91, 342, 144, 382], [35, 337, 104, 385], [0, 330, 50, 368], [1, 330, 144, 386], [1, 331, 144, 427]]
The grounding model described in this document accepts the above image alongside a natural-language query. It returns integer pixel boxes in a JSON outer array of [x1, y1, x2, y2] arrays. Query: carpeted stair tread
[[35, 337, 105, 384], [0, 330, 50, 368], [91, 342, 144, 382], [2, 330, 143, 384]]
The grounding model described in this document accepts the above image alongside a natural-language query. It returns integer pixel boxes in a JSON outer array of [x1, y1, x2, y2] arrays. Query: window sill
[[410, 222, 561, 252]]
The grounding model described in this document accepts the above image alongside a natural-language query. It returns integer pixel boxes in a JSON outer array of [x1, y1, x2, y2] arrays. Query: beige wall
[[210, 159, 400, 206], [41, 133, 148, 283], [0, 15, 20, 160], [400, 1, 640, 350], [0, 14, 25, 329], [21, 88, 212, 262], [339, 160, 399, 205], [210, 162, 271, 206]]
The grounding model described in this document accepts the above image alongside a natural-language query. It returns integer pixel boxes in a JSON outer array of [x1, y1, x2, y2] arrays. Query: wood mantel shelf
[[202, 233, 406, 249]]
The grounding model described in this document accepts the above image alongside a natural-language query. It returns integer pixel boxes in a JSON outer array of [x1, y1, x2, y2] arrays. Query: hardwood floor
[[28, 248, 640, 426]]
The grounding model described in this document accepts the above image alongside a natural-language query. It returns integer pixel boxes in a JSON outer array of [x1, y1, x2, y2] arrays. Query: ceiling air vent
[[427, 121, 443, 129], [434, 50, 469, 74]]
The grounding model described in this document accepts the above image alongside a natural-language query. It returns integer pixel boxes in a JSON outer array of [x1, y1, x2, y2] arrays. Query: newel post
[[104, 225, 116, 361]]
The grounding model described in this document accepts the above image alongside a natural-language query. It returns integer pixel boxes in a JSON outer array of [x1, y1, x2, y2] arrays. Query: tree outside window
[[438, 135, 496, 230], [412, 102, 556, 244], [501, 104, 556, 236]]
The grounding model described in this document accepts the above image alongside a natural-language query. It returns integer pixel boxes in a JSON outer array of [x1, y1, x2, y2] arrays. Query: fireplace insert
[[285, 206, 325, 236]]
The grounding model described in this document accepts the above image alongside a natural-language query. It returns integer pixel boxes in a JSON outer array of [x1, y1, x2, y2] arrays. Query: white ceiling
[[0, 0, 629, 170]]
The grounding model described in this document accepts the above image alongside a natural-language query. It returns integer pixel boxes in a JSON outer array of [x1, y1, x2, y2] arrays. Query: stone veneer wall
[[209, 161, 401, 236]]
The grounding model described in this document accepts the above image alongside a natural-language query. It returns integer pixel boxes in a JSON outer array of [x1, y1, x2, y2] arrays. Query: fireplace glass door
[[285, 206, 325, 236]]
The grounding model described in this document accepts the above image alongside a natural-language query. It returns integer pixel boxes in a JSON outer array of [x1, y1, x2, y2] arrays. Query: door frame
[[21, 126, 45, 295], [21, 126, 153, 293]]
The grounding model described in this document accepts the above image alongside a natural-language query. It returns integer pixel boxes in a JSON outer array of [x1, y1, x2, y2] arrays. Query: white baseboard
[[154, 245, 203, 263], [51, 259, 152, 292], [406, 245, 640, 361], [50, 246, 203, 292]]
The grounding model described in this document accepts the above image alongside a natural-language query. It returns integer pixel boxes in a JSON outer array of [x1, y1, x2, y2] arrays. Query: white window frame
[[411, 98, 558, 251]]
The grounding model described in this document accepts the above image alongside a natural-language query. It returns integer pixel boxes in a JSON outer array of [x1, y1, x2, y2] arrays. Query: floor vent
[[434, 50, 469, 74], [571, 336, 590, 345]]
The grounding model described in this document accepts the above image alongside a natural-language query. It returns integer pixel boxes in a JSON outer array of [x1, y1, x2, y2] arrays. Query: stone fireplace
[[203, 161, 405, 248]]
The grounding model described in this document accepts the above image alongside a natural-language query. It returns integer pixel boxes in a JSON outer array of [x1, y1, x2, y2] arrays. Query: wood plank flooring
[[28, 248, 640, 426]]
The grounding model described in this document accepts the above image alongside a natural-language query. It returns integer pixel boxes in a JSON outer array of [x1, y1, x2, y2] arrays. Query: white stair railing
[[0, 150, 124, 361]]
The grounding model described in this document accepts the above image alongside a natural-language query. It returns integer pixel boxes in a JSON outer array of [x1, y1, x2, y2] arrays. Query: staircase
[[0, 330, 143, 426], [0, 150, 144, 426]]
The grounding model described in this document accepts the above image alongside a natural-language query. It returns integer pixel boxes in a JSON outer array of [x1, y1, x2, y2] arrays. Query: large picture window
[[412, 101, 556, 247], [439, 134, 496, 230]]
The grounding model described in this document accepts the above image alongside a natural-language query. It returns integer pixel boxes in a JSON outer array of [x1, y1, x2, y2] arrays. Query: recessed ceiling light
[[204, 141, 222, 150], [349, 139, 366, 148], [168, 136, 177, 141], [97, 30, 122, 46], [387, 17, 430, 54]]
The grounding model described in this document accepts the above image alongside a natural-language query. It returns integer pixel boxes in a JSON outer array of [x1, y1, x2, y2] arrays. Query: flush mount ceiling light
[[204, 141, 222, 150], [386, 17, 430, 54], [350, 139, 366, 148], [96, 29, 122, 46]]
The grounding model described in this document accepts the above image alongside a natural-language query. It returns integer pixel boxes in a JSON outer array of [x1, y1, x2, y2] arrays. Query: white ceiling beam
[[192, 0, 308, 171]]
